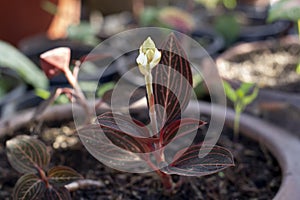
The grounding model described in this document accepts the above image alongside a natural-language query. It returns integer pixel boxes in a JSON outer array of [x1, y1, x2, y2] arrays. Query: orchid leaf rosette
[[79, 33, 234, 191]]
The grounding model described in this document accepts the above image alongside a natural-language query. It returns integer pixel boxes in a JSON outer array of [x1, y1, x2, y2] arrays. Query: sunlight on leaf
[[6, 135, 50, 173], [163, 145, 234, 176], [48, 166, 83, 186]]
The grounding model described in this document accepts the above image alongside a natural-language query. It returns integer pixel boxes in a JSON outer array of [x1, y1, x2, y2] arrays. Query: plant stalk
[[233, 107, 241, 142], [145, 71, 158, 136], [64, 65, 91, 120]]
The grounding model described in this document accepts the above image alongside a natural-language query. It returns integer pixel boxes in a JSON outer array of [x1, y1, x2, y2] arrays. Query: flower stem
[[64, 64, 91, 121], [145, 71, 158, 136]]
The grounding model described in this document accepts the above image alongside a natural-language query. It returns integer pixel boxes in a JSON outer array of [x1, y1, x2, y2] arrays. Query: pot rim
[[216, 35, 300, 63], [0, 100, 299, 199], [186, 100, 300, 200]]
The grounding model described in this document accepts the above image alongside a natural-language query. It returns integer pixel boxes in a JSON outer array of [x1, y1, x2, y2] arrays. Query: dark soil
[[0, 120, 281, 200]]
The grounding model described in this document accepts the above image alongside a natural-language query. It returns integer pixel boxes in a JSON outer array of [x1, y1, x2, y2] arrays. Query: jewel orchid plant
[[79, 33, 234, 193], [6, 135, 82, 200]]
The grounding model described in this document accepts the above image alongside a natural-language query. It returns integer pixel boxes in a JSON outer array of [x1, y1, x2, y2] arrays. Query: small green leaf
[[236, 82, 255, 99], [48, 166, 83, 186], [0, 40, 48, 89], [223, 81, 237, 102], [6, 135, 50, 173], [242, 86, 259, 106], [238, 82, 255, 94], [296, 63, 300, 74], [13, 173, 46, 200], [43, 186, 72, 200]]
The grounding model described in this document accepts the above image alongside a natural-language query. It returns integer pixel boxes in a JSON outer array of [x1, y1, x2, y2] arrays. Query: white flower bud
[[136, 37, 161, 75]]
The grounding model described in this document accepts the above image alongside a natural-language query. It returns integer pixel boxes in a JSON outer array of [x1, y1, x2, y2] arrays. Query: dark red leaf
[[162, 144, 234, 176], [43, 186, 71, 200], [13, 173, 46, 200], [97, 112, 158, 153], [152, 33, 193, 126], [6, 135, 50, 174], [48, 166, 83, 186], [78, 124, 154, 172], [160, 118, 206, 147]]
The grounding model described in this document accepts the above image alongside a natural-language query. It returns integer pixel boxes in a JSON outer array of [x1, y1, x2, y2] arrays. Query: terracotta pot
[[186, 100, 300, 200], [216, 35, 300, 133], [0, 0, 58, 46], [0, 99, 299, 199]]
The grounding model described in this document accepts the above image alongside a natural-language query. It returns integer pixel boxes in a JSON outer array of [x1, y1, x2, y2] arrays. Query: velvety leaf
[[48, 166, 83, 186], [78, 124, 153, 172], [0, 40, 48, 89], [97, 112, 157, 153], [162, 144, 234, 176], [160, 118, 206, 147], [6, 135, 50, 173], [223, 81, 237, 102], [40, 47, 71, 79], [13, 173, 46, 200], [152, 33, 193, 125], [42, 186, 71, 200]]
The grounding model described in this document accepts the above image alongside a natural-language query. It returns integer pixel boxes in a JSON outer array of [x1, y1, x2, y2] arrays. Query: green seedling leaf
[[48, 166, 83, 186], [163, 144, 234, 176], [13, 173, 46, 200], [237, 82, 255, 94], [268, 0, 300, 22], [153, 33, 193, 125], [242, 86, 259, 106], [6, 135, 50, 173], [0, 40, 48, 89], [223, 81, 237, 102], [43, 186, 72, 200], [297, 63, 300, 74]]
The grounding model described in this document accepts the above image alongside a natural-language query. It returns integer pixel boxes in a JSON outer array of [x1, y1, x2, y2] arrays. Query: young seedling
[[6, 135, 82, 200], [79, 34, 234, 193], [223, 81, 259, 141], [268, 0, 300, 74]]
